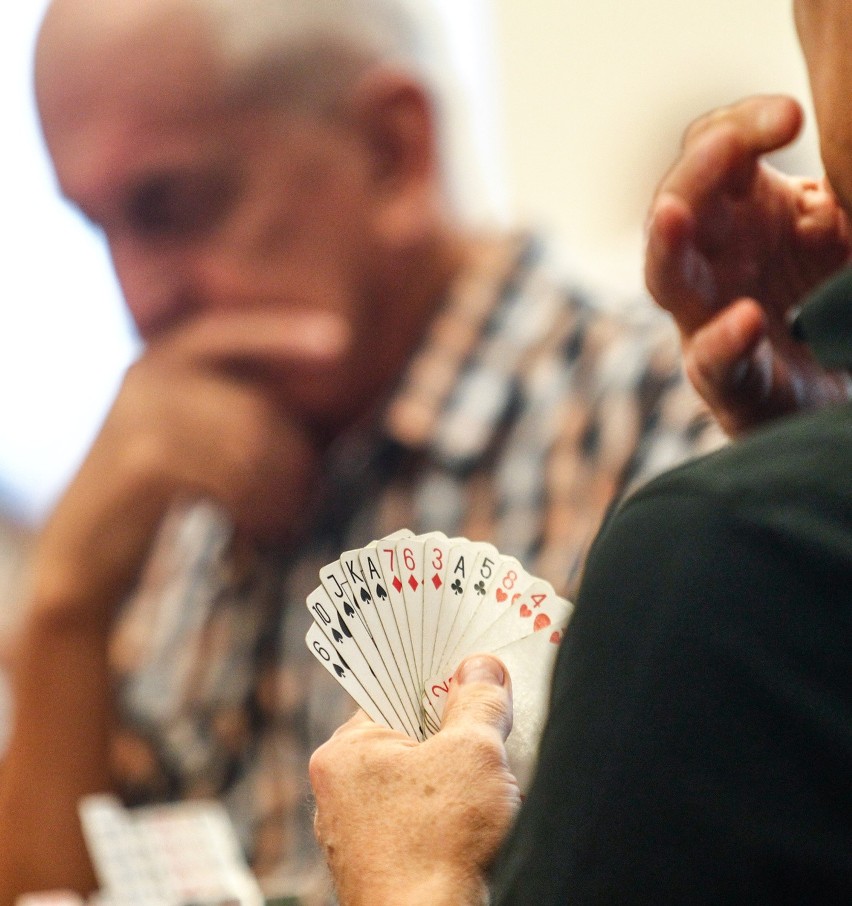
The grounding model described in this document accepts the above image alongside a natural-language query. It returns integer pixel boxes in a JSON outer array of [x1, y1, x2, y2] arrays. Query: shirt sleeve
[[109, 502, 279, 807]]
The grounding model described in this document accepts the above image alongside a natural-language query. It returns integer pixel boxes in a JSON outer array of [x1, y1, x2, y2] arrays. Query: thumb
[[440, 654, 513, 742]]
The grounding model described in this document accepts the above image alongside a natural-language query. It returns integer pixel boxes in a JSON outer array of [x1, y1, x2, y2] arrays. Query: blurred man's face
[[35, 10, 405, 431], [794, 0, 852, 214]]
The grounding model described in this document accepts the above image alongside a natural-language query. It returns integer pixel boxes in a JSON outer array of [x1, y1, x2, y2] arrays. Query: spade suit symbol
[[375, 584, 388, 601], [337, 613, 353, 638], [344, 602, 356, 618]]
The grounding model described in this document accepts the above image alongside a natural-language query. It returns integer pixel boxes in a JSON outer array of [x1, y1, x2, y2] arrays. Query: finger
[[323, 709, 415, 750], [309, 710, 379, 790], [440, 655, 513, 743], [681, 94, 803, 159], [793, 177, 852, 275], [155, 308, 353, 370], [651, 96, 802, 235], [683, 299, 773, 436], [675, 95, 802, 201], [645, 97, 803, 333], [329, 708, 377, 738], [644, 192, 718, 332]]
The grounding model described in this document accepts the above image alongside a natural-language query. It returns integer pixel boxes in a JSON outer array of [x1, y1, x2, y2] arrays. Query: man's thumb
[[441, 654, 513, 742]]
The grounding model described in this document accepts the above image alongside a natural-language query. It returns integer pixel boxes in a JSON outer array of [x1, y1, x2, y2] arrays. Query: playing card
[[420, 533, 456, 694], [374, 537, 422, 709], [306, 584, 415, 735], [435, 541, 501, 678], [394, 531, 448, 696], [321, 535, 424, 737], [319, 556, 369, 636], [430, 539, 497, 680], [306, 622, 390, 730], [357, 541, 425, 736], [441, 554, 535, 671], [78, 795, 263, 906], [495, 626, 567, 790], [465, 579, 573, 654]]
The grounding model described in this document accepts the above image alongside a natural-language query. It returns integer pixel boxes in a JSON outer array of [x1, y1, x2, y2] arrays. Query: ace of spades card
[[306, 530, 573, 789]]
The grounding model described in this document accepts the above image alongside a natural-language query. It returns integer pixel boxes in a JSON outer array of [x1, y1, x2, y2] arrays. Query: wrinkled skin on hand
[[310, 655, 521, 906]]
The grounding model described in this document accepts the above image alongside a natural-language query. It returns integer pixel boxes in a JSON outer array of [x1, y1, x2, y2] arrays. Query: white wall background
[[0, 1, 138, 522], [491, 0, 820, 290], [0, 0, 821, 523]]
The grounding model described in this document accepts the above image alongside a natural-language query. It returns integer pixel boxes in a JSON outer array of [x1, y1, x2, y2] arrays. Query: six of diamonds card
[[305, 529, 573, 789]]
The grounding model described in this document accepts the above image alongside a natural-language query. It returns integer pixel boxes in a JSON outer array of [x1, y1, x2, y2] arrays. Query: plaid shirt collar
[[381, 230, 546, 468]]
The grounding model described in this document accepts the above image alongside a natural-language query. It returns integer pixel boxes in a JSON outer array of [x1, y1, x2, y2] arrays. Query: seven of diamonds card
[[306, 530, 573, 788]]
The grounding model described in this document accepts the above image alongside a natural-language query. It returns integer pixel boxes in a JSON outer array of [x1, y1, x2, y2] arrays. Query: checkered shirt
[[109, 232, 722, 902]]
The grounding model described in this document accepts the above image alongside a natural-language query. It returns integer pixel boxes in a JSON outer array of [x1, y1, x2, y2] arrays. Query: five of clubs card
[[305, 529, 573, 788]]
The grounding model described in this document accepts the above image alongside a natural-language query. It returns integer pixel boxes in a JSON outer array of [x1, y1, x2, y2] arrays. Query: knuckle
[[120, 429, 173, 490], [442, 723, 506, 771], [308, 740, 334, 786], [682, 105, 733, 147]]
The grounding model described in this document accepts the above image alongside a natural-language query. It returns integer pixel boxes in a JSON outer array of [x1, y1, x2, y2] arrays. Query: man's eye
[[126, 172, 234, 237]]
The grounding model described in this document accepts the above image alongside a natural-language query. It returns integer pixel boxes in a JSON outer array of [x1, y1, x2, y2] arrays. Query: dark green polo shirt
[[491, 272, 852, 904]]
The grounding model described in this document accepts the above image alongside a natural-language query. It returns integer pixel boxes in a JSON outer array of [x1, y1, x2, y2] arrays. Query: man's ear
[[349, 66, 442, 243]]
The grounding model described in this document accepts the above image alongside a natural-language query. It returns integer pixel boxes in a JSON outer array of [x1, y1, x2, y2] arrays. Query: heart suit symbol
[[534, 613, 551, 632]]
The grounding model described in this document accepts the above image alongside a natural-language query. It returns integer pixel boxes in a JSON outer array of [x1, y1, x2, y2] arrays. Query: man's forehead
[[36, 0, 223, 98], [36, 0, 227, 141], [41, 78, 253, 222], [35, 4, 239, 218], [38, 0, 209, 43]]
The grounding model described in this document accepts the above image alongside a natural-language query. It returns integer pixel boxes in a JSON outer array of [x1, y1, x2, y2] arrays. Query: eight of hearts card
[[305, 530, 573, 790]]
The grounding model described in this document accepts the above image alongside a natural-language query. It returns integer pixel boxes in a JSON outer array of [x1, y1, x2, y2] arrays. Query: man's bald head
[[35, 0, 441, 125]]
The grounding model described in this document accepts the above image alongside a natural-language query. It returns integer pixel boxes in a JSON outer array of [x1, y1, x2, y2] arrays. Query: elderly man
[[310, 1, 852, 903], [0, 0, 730, 901]]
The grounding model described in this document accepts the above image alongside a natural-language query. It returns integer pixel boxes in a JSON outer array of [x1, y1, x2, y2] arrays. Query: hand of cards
[[305, 530, 573, 788]]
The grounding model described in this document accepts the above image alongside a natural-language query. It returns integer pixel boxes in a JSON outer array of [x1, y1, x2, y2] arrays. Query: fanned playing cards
[[305, 530, 573, 788]]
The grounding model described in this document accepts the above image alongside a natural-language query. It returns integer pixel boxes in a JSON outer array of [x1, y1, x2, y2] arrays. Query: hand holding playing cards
[[645, 94, 852, 437], [310, 655, 520, 906], [306, 530, 572, 790]]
